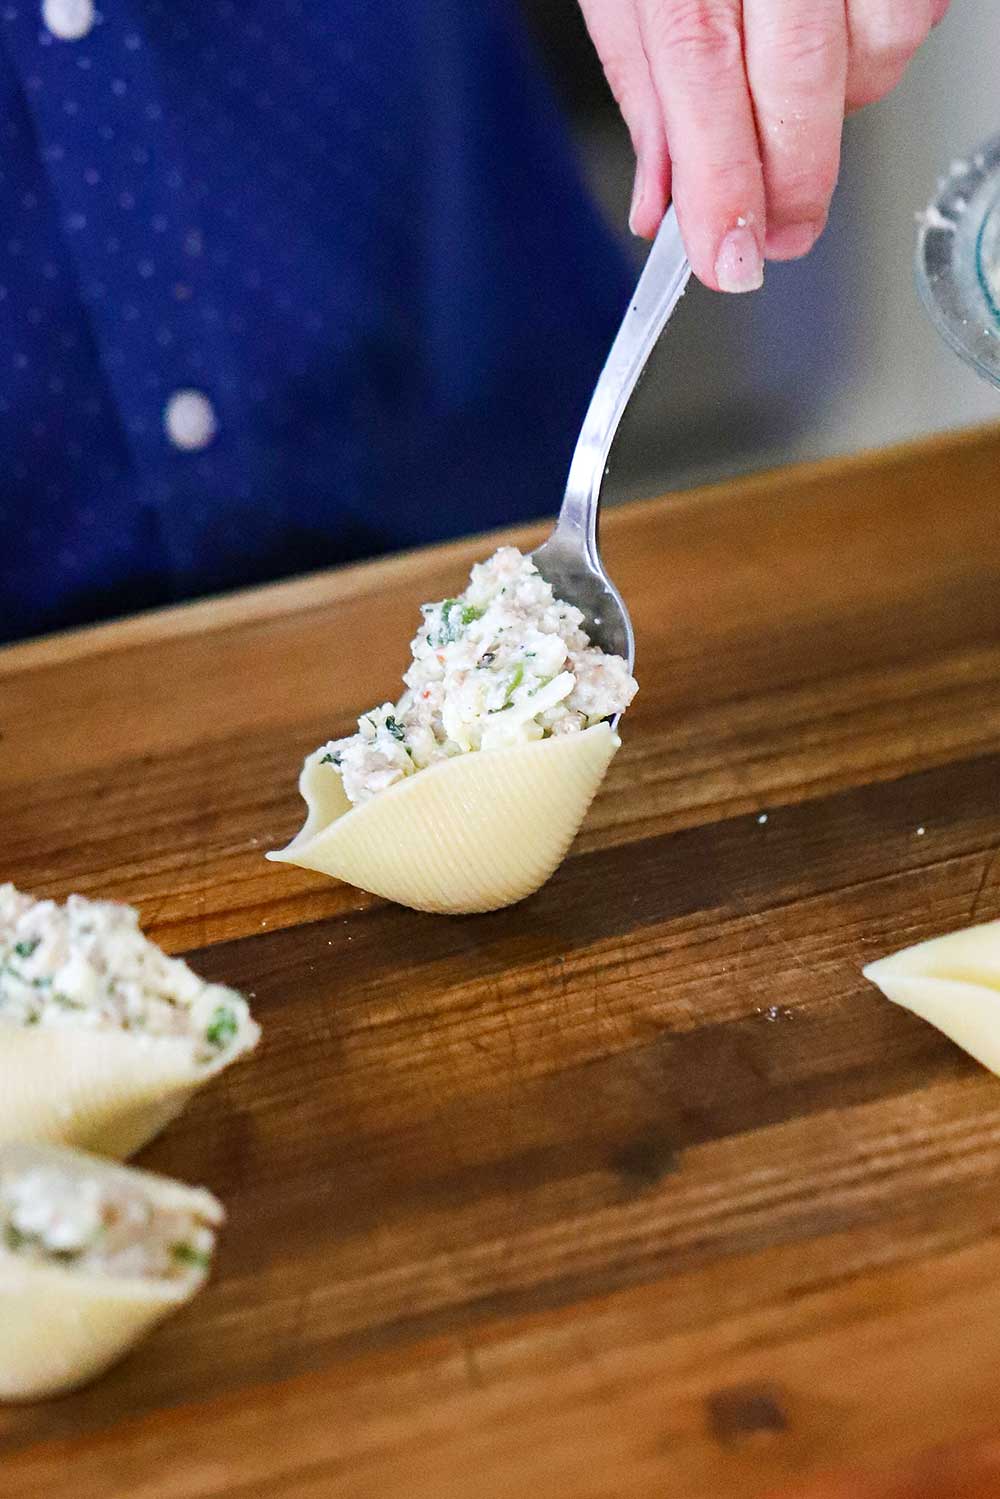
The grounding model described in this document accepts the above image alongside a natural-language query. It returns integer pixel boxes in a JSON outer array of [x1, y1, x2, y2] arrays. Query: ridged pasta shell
[[863, 918, 1000, 1074], [0, 1017, 259, 1159], [0, 1140, 223, 1401], [267, 722, 620, 914]]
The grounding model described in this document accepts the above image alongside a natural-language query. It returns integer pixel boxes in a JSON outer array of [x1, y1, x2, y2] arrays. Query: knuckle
[[764, 19, 844, 91], [644, 0, 744, 77]]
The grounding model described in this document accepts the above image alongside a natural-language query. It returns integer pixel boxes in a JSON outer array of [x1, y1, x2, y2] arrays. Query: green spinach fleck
[[171, 1241, 212, 1271], [429, 598, 484, 647], [205, 1004, 238, 1051], [502, 663, 524, 708]]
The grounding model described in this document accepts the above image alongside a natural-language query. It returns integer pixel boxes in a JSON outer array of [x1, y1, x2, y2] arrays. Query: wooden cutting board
[[2, 425, 1000, 1499]]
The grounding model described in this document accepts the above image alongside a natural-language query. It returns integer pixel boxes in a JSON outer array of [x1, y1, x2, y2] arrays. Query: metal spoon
[[531, 204, 691, 689]]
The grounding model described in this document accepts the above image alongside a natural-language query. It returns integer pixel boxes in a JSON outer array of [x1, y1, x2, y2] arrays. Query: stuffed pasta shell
[[0, 1140, 223, 1400], [0, 884, 259, 1158], [268, 547, 636, 913]]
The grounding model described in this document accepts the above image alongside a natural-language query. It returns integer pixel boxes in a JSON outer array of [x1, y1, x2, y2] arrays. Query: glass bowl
[[915, 131, 1000, 388]]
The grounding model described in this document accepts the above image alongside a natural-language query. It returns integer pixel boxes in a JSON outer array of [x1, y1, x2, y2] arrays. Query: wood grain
[[2, 424, 1000, 1498]]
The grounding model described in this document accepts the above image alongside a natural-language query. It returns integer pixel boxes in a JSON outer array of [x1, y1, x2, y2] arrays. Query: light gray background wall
[[523, 0, 999, 502]]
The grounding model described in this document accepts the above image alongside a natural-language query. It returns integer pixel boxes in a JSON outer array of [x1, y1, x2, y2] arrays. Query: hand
[[579, 0, 950, 291]]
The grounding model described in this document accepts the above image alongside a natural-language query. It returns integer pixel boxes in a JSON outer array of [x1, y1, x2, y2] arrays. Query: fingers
[[578, 0, 671, 238], [637, 0, 765, 292], [581, 0, 941, 285], [743, 0, 847, 261], [845, 0, 933, 112]]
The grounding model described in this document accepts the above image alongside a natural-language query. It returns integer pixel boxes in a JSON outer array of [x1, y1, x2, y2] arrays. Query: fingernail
[[715, 226, 764, 293], [765, 220, 822, 261]]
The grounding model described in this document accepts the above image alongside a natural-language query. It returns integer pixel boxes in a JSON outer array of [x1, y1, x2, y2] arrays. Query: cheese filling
[[321, 547, 638, 805], [0, 1164, 217, 1281], [0, 884, 256, 1066]]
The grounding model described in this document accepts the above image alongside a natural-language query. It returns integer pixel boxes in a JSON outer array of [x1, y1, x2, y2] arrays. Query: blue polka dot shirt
[[0, 0, 631, 642]]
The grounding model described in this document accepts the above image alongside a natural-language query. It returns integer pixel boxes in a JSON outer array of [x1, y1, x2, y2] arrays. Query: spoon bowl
[[532, 205, 691, 698]]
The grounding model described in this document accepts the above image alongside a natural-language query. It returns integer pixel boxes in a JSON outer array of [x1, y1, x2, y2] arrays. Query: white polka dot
[[41, 0, 94, 41], [164, 389, 217, 451]]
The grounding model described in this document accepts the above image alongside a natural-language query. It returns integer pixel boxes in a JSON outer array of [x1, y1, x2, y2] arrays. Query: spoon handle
[[557, 206, 691, 563]]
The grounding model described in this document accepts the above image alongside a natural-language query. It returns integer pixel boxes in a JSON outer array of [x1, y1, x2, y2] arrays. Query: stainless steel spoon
[[531, 204, 691, 689]]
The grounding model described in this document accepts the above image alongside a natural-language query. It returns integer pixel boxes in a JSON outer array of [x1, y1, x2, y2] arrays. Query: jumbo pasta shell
[[267, 722, 620, 914], [0, 1141, 223, 1401], [863, 918, 1000, 1074], [0, 1019, 259, 1159]]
